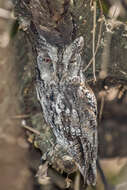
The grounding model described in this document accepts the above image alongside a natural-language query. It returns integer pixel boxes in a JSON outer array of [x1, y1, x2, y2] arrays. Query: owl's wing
[[57, 82, 97, 185]]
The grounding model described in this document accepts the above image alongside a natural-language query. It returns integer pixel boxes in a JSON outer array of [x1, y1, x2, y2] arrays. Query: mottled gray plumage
[[36, 36, 97, 185]]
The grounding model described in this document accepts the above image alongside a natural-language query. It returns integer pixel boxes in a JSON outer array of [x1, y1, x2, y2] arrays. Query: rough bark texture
[[0, 1, 33, 190]]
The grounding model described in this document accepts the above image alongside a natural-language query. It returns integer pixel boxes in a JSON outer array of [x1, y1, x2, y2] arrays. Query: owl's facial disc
[[36, 36, 84, 82]]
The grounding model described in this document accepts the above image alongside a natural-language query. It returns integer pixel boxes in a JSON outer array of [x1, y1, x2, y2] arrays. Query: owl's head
[[37, 36, 84, 82]]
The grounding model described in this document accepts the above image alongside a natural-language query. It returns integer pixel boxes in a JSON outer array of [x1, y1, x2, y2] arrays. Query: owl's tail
[[77, 155, 97, 186], [73, 137, 97, 186]]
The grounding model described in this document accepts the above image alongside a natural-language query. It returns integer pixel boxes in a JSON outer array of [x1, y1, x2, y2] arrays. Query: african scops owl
[[36, 36, 98, 185]]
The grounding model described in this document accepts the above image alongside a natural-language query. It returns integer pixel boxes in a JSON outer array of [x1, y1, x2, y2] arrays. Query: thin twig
[[22, 125, 41, 135], [97, 159, 115, 190], [99, 95, 105, 121], [11, 114, 30, 119], [74, 171, 80, 190], [98, 0, 103, 15], [84, 18, 103, 72], [84, 0, 103, 73], [99, 32, 112, 79]]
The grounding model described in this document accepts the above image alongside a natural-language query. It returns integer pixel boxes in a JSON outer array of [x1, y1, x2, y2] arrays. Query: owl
[[36, 36, 98, 186]]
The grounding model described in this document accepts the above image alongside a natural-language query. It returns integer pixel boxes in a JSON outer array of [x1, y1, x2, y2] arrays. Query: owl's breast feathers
[[37, 78, 97, 185]]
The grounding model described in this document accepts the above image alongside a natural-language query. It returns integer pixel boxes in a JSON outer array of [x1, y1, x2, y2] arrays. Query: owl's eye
[[43, 57, 51, 63]]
